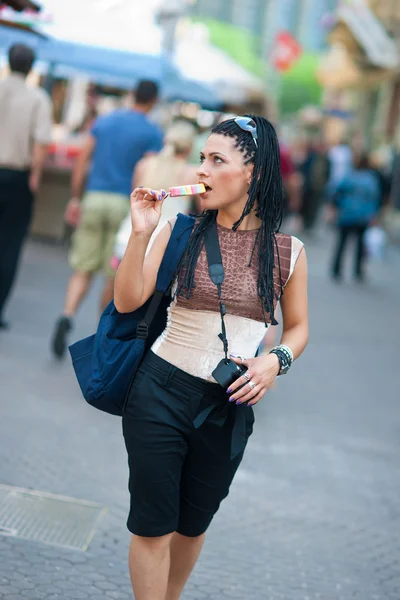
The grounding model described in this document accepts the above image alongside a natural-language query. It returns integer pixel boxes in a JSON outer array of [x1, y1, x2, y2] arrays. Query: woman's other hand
[[227, 354, 281, 407], [130, 187, 167, 235]]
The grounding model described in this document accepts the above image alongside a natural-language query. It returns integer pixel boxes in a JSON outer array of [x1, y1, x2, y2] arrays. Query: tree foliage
[[279, 53, 323, 115]]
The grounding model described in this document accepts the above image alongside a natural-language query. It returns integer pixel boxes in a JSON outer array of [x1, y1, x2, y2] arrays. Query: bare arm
[[114, 224, 172, 313], [279, 249, 309, 358], [229, 249, 308, 406], [71, 135, 95, 199], [114, 187, 171, 313], [64, 135, 96, 227]]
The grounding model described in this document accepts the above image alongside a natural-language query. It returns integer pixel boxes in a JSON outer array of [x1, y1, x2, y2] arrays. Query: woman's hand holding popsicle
[[130, 187, 167, 236], [130, 184, 206, 236]]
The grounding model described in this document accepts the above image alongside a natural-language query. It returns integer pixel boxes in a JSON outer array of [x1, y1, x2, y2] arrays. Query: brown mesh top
[[175, 223, 292, 323]]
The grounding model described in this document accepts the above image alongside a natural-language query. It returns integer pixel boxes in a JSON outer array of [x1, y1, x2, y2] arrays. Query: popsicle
[[169, 184, 206, 197]]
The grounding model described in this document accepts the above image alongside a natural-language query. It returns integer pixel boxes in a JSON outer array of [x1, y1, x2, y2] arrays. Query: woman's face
[[197, 134, 253, 211]]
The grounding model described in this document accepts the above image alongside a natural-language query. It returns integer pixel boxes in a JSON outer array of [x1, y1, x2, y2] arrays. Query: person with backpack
[[113, 115, 309, 599], [329, 153, 381, 281]]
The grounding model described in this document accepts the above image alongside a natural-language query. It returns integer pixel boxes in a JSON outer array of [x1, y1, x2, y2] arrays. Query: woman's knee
[[174, 531, 206, 544], [131, 532, 174, 552]]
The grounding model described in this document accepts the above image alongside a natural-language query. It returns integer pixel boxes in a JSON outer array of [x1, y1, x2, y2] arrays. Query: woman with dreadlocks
[[114, 115, 308, 600]]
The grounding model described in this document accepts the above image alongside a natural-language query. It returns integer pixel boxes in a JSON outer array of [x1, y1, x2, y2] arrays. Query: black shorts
[[122, 351, 255, 538]]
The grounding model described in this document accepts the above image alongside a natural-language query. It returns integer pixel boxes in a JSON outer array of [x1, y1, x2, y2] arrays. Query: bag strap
[[204, 218, 229, 361], [156, 213, 195, 292], [136, 213, 195, 340]]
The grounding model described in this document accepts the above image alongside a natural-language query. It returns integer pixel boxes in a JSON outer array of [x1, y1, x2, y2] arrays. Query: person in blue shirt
[[51, 80, 163, 359], [329, 153, 380, 282]]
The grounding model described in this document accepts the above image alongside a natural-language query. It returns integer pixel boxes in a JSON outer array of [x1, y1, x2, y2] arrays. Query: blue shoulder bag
[[68, 213, 195, 416]]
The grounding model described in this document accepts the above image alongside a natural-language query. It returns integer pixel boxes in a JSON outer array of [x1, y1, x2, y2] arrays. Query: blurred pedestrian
[[112, 120, 198, 270], [369, 150, 392, 212], [115, 115, 308, 599], [390, 151, 400, 211], [0, 44, 52, 329], [72, 108, 98, 134], [329, 153, 380, 282], [280, 141, 301, 214], [382, 150, 400, 244], [299, 136, 330, 235], [328, 137, 353, 189], [51, 80, 163, 358]]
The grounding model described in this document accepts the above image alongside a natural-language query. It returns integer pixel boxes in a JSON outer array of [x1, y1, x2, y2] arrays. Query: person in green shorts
[[51, 80, 163, 358]]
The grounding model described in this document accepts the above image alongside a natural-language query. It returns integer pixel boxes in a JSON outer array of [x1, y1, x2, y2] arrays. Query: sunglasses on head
[[234, 116, 258, 148]]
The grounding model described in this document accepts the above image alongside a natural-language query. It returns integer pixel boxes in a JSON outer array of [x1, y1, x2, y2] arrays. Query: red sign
[[272, 31, 302, 72]]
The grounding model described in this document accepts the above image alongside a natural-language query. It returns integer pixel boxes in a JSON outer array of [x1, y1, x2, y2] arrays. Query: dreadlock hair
[[175, 114, 285, 325]]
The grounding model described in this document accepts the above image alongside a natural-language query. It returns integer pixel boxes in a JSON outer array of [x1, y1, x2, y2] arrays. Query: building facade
[[190, 0, 266, 40], [193, 0, 339, 53], [319, 0, 400, 146], [192, 0, 268, 37]]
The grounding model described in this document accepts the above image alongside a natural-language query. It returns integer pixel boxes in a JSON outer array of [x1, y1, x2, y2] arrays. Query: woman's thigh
[[178, 412, 254, 537], [122, 368, 201, 537]]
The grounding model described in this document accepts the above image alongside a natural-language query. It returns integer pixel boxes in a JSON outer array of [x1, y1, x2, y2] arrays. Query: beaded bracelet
[[269, 345, 293, 375], [270, 344, 293, 364]]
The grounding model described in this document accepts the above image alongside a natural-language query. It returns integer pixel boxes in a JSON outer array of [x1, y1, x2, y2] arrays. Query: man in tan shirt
[[0, 44, 52, 329]]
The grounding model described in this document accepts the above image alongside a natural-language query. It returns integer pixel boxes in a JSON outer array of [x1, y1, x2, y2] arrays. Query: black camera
[[212, 358, 247, 390]]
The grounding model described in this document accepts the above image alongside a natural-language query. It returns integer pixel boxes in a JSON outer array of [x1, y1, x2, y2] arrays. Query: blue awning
[[51, 64, 220, 109], [163, 76, 221, 109], [0, 24, 171, 82], [0, 24, 221, 108]]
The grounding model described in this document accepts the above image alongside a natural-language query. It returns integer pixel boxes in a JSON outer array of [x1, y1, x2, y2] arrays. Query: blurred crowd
[[284, 133, 398, 279], [1, 43, 399, 352]]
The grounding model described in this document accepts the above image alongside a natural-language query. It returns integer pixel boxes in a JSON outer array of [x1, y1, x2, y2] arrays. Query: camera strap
[[204, 219, 229, 361]]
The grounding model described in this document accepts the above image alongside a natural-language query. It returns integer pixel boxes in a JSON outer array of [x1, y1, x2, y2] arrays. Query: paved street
[[0, 233, 399, 600]]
